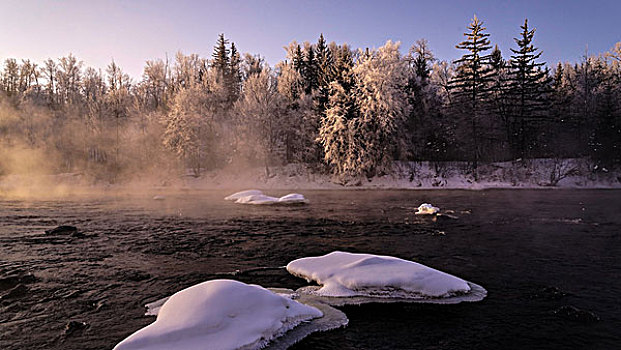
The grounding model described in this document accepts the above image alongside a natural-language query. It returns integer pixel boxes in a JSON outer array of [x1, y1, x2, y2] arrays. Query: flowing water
[[0, 189, 619, 350]]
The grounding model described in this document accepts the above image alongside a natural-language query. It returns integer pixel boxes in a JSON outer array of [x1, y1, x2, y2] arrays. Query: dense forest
[[1, 16, 620, 182]]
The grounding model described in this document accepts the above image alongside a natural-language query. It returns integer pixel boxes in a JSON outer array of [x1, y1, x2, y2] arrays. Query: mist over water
[[1, 189, 619, 349]]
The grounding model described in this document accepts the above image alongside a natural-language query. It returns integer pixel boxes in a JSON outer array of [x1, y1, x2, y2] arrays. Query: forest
[[0, 16, 620, 182]]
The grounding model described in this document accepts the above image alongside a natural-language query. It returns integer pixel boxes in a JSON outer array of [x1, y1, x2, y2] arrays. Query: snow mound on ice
[[233, 193, 309, 205], [224, 189, 264, 201], [278, 193, 309, 204], [415, 203, 440, 215], [114, 279, 322, 350], [287, 251, 478, 300], [235, 194, 280, 205]]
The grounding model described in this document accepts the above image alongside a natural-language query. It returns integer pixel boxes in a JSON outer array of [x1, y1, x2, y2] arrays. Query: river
[[1, 189, 619, 349]]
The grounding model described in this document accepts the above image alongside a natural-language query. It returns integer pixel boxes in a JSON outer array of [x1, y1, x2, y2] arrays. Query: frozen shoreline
[[1, 159, 620, 197]]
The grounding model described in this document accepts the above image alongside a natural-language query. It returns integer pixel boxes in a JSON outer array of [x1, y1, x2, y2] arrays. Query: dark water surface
[[1, 190, 619, 350]]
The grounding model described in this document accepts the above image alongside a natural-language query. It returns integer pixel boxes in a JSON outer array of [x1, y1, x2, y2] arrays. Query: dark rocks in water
[[45, 225, 85, 238], [553, 305, 600, 322], [64, 321, 89, 336]]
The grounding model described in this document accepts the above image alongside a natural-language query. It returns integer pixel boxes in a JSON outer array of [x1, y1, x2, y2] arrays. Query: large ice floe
[[225, 190, 309, 205], [114, 279, 326, 350], [287, 251, 486, 305]]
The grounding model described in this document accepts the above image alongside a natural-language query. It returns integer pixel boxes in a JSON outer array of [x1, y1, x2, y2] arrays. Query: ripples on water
[[0, 190, 620, 350]]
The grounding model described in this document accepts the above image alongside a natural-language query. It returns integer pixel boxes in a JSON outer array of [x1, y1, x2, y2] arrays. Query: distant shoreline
[[2, 159, 620, 198]]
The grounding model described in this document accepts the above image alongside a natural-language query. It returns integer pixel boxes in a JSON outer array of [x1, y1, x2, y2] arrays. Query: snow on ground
[[2, 159, 620, 196], [114, 279, 322, 350], [287, 251, 486, 303], [180, 159, 621, 191]]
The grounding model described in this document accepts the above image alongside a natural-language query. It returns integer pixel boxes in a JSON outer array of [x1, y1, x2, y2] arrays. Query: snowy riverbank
[[1, 159, 620, 197]]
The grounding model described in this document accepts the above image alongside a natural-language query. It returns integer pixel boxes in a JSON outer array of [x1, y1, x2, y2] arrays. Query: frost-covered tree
[[235, 68, 284, 176], [56, 54, 83, 105], [319, 44, 357, 177], [352, 40, 409, 177], [163, 86, 215, 176], [141, 59, 169, 111]]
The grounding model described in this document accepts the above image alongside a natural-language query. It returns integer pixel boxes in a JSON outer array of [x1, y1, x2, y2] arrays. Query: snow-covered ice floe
[[286, 251, 486, 306], [235, 194, 280, 205], [277, 193, 309, 204], [415, 203, 440, 215], [227, 190, 309, 205], [224, 189, 264, 201], [114, 279, 324, 350]]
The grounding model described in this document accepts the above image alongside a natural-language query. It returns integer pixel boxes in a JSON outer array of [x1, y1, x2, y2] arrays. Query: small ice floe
[[232, 192, 309, 205], [114, 279, 323, 350], [277, 193, 309, 204], [152, 195, 166, 201], [415, 203, 440, 215], [224, 190, 264, 201], [287, 251, 486, 305], [235, 194, 280, 205]]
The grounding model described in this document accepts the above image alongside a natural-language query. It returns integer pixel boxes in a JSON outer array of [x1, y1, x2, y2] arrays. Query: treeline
[[0, 16, 620, 181]]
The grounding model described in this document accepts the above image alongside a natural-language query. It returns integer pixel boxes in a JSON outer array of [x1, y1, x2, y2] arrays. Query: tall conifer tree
[[508, 19, 549, 158], [451, 15, 493, 171]]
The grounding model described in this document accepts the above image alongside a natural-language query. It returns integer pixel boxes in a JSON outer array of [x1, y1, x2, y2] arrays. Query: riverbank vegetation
[[1, 17, 619, 184]]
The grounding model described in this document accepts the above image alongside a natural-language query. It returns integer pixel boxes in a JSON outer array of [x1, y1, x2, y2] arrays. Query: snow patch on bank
[[114, 279, 322, 350], [287, 251, 484, 303]]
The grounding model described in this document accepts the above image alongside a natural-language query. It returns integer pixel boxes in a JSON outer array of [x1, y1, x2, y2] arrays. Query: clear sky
[[1, 0, 619, 79]]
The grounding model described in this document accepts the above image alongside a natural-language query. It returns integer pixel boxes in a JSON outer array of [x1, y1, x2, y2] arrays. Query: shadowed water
[[0, 189, 619, 350]]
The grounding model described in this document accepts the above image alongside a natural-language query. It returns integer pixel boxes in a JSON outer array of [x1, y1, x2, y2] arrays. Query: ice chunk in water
[[114, 279, 322, 350]]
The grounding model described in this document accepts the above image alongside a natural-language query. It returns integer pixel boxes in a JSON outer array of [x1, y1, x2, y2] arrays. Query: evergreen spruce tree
[[229, 42, 242, 102], [489, 45, 510, 153], [301, 42, 318, 94], [212, 34, 230, 78], [292, 44, 304, 73], [507, 19, 549, 159], [315, 34, 336, 118], [451, 15, 493, 171]]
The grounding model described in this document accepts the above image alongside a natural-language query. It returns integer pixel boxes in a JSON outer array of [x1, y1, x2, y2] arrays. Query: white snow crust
[[224, 189, 264, 201], [114, 279, 322, 350], [235, 194, 280, 205], [231, 191, 309, 205], [415, 203, 440, 215], [277, 193, 309, 204], [287, 251, 471, 299]]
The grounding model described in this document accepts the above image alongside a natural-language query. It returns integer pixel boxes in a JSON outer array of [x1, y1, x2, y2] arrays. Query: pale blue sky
[[1, 0, 619, 79]]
